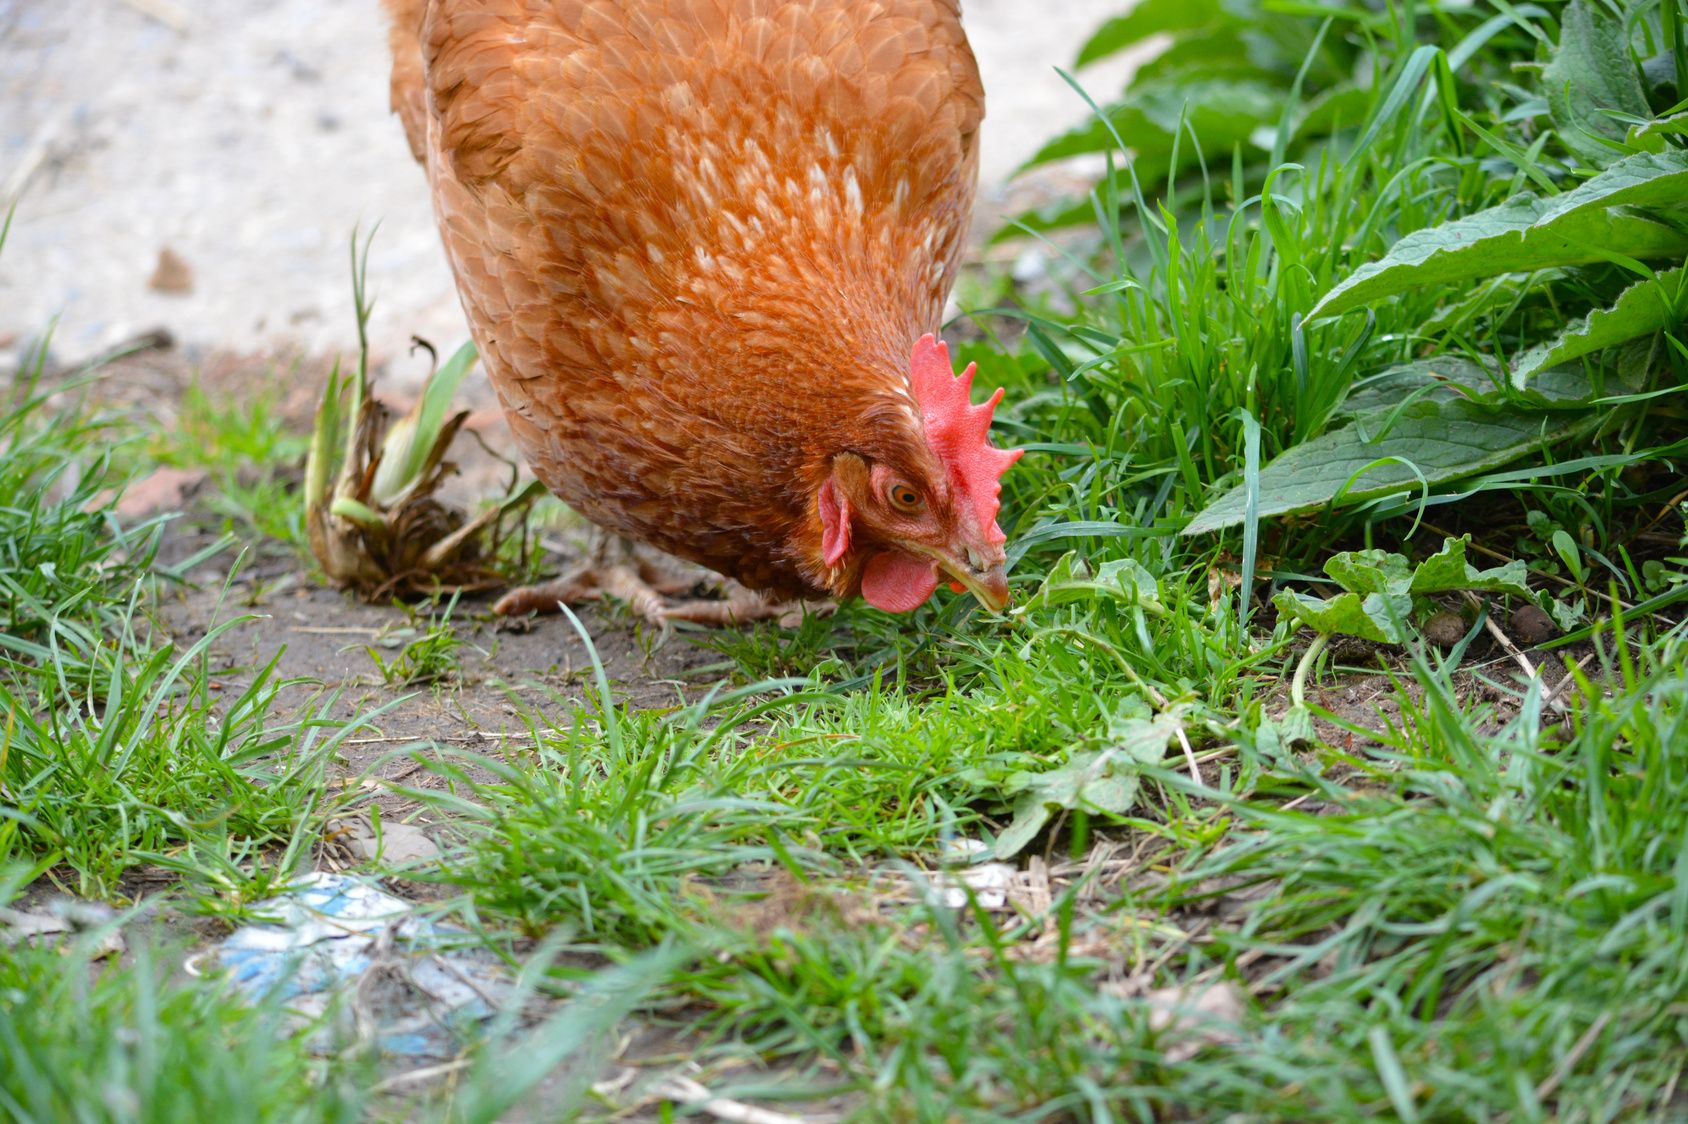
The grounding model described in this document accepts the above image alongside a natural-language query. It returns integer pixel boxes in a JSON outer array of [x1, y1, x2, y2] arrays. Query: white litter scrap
[[928, 862, 1018, 911], [940, 837, 992, 861], [911, 836, 1019, 911], [212, 872, 513, 1059]]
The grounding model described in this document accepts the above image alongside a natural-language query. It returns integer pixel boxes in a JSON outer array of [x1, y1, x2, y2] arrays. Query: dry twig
[[652, 1076, 809, 1124], [1463, 591, 1565, 713]]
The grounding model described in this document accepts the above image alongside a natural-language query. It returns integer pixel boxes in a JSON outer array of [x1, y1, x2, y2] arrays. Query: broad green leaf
[[1309, 150, 1688, 319], [1340, 356, 1638, 416], [1107, 699, 1197, 762], [1273, 589, 1414, 643], [1404, 537, 1533, 597], [1321, 550, 1417, 595], [1617, 332, 1674, 390], [1510, 266, 1688, 387], [1338, 358, 1503, 417], [1184, 400, 1595, 535], [1641, 111, 1688, 137], [1016, 552, 1162, 615], [993, 707, 1175, 858], [1552, 529, 1584, 578], [1027, 101, 1162, 169], [1124, 31, 1275, 91], [1628, 111, 1688, 150], [1543, 0, 1651, 166], [1076, 0, 1226, 66], [1323, 537, 1532, 599], [1253, 705, 1316, 754], [1641, 49, 1686, 104], [1023, 79, 1280, 170], [1546, 596, 1590, 632], [1290, 84, 1375, 142]]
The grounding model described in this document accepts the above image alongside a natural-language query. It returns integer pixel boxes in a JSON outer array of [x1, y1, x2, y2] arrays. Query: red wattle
[[861, 552, 940, 613]]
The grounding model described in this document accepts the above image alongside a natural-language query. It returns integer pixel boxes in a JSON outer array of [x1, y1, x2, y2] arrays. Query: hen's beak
[[922, 543, 1011, 613]]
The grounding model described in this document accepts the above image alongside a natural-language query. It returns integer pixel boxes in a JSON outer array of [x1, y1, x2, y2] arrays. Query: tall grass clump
[[0, 258, 356, 899]]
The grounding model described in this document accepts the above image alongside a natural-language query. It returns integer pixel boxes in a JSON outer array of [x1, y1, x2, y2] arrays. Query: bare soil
[[157, 513, 716, 777]]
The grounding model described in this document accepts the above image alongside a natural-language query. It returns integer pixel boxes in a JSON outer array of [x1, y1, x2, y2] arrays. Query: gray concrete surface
[[0, 0, 1133, 373]]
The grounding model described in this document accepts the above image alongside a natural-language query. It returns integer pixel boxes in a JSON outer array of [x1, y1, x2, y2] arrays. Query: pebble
[[1422, 610, 1468, 649], [1510, 603, 1558, 646]]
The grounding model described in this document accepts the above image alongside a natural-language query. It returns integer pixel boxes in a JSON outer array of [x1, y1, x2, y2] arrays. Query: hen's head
[[813, 335, 1022, 614]]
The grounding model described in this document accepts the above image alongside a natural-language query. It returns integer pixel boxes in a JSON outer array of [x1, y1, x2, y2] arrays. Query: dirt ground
[[157, 498, 719, 792]]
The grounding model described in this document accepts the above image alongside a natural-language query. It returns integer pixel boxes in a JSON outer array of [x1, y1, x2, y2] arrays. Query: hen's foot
[[493, 539, 829, 629], [663, 591, 835, 629], [493, 560, 675, 623]]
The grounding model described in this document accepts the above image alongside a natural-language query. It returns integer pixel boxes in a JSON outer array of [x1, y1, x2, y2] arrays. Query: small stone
[[1135, 982, 1247, 1064], [1510, 603, 1558, 646], [1421, 610, 1467, 648], [335, 817, 441, 865], [1011, 248, 1048, 284], [2, 901, 123, 959], [148, 247, 194, 294], [115, 466, 205, 517]]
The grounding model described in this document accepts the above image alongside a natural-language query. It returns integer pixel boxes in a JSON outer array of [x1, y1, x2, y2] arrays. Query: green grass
[[143, 374, 312, 547], [0, 371, 170, 681], [5, 0, 1688, 1118], [0, 361, 360, 902], [0, 921, 373, 1123], [365, 595, 469, 686], [0, 874, 679, 1124]]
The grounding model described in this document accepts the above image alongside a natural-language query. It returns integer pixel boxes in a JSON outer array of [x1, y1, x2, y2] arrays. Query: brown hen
[[382, 0, 1021, 623]]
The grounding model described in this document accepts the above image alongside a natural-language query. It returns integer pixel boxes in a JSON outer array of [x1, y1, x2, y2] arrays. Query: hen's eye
[[888, 484, 923, 513]]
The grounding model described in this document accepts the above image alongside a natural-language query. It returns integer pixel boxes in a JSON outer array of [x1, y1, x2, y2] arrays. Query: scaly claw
[[492, 534, 825, 629]]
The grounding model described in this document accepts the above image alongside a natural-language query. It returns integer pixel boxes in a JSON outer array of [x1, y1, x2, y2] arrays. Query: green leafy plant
[[364, 597, 466, 687], [1190, 3, 1688, 535], [983, 696, 1196, 858], [1273, 535, 1532, 645], [304, 232, 543, 598], [1018, 0, 1364, 230]]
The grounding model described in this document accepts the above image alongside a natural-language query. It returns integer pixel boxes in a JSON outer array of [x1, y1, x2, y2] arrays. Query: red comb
[[909, 334, 1023, 544]]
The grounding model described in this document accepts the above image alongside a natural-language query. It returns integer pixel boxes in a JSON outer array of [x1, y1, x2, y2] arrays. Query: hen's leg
[[661, 589, 835, 628], [493, 533, 673, 624], [493, 534, 825, 629]]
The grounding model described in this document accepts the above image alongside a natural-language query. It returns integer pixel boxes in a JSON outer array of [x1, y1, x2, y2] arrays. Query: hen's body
[[385, 0, 985, 603]]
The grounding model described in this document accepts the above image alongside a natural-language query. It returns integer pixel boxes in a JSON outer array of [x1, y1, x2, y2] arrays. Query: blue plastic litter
[[214, 872, 513, 1059]]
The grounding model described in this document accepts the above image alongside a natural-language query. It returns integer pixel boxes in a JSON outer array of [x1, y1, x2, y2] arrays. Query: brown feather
[[380, 0, 431, 161]]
